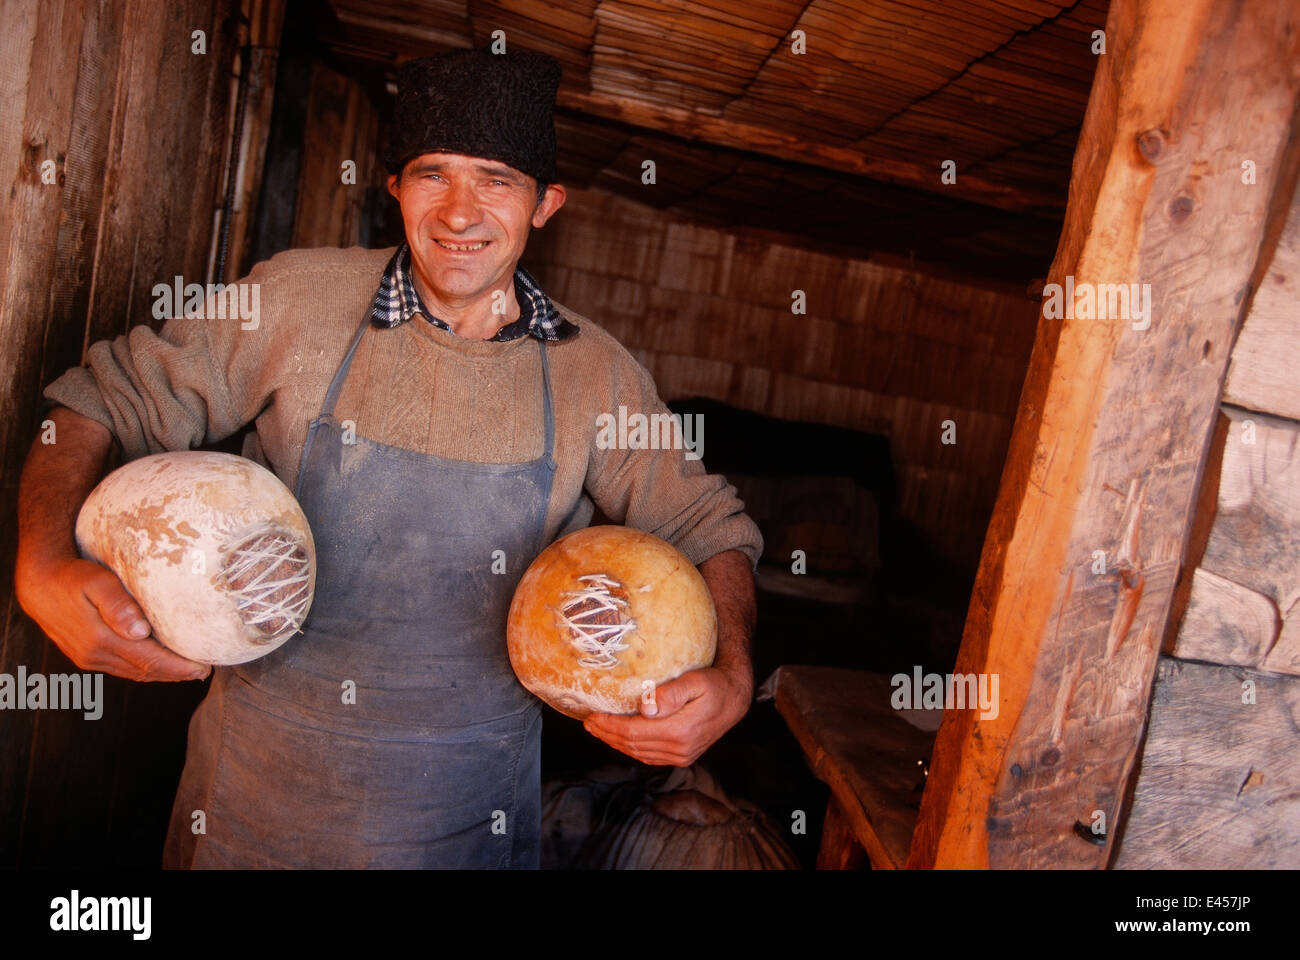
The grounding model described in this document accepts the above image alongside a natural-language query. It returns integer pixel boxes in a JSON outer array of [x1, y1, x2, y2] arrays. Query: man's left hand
[[583, 664, 752, 767]]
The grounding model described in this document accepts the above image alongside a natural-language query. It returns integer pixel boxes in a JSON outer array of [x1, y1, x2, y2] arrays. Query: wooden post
[[0, 0, 239, 866], [220, 0, 288, 281], [816, 795, 869, 870], [908, 0, 1300, 869]]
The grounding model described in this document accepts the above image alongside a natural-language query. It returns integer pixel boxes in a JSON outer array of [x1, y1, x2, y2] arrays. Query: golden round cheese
[[75, 452, 316, 665], [507, 526, 717, 719]]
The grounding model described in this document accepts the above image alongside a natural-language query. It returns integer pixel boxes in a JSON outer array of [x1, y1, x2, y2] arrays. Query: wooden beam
[[1112, 657, 1300, 869], [556, 91, 1064, 215], [908, 0, 1300, 869], [1224, 186, 1300, 420]]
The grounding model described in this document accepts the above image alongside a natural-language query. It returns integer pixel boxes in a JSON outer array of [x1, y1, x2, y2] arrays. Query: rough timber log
[[908, 0, 1300, 869]]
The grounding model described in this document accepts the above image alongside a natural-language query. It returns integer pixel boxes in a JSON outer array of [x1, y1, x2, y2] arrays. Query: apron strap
[[538, 338, 556, 468], [319, 313, 373, 420]]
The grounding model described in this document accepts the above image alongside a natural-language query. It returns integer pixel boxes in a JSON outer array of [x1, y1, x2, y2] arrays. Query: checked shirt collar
[[368, 243, 577, 342]]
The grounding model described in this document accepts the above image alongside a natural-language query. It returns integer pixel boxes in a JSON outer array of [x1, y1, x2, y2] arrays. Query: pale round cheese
[[75, 451, 316, 665], [507, 526, 717, 719]]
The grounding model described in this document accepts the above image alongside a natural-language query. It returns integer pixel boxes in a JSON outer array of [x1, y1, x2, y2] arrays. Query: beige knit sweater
[[45, 246, 762, 568]]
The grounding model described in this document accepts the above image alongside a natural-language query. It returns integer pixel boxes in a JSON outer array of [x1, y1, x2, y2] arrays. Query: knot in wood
[[1169, 194, 1194, 223], [1136, 129, 1165, 162]]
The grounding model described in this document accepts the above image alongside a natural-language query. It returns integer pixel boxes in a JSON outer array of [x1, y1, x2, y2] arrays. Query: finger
[[582, 722, 691, 765], [82, 566, 151, 641], [84, 633, 210, 682], [606, 738, 702, 764], [584, 712, 663, 741], [584, 714, 702, 758], [114, 636, 212, 682], [587, 699, 707, 740], [631, 752, 693, 767], [63, 629, 174, 681], [640, 672, 707, 719], [80, 567, 210, 680], [583, 715, 656, 752]]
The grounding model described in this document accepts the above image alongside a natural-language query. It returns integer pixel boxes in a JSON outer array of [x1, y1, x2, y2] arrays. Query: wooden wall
[[0, 0, 244, 866], [289, 59, 381, 250], [1115, 186, 1300, 869], [527, 187, 1042, 577]]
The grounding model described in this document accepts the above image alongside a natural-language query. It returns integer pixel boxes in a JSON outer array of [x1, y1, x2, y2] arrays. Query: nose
[[436, 179, 482, 234]]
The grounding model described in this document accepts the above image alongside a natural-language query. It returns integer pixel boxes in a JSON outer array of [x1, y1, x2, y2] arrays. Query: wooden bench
[[764, 665, 940, 869]]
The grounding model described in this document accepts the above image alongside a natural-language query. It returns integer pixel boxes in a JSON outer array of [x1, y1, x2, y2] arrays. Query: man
[[13, 48, 761, 868]]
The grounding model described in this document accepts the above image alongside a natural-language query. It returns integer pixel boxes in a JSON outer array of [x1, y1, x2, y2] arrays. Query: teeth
[[435, 240, 488, 251]]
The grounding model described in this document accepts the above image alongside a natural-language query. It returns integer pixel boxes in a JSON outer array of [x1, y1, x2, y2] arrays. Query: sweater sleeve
[[43, 255, 291, 460], [583, 350, 763, 571]]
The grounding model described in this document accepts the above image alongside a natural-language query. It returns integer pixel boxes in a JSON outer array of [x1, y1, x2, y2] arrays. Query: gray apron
[[163, 312, 555, 868]]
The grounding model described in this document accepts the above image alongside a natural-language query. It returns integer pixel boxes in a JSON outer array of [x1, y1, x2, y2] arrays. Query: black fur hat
[[384, 48, 561, 183]]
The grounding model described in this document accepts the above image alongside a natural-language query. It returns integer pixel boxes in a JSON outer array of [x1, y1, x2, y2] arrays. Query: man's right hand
[[15, 406, 210, 683], [15, 557, 211, 682]]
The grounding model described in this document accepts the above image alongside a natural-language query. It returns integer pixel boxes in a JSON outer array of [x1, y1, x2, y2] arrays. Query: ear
[[386, 173, 401, 202], [531, 183, 566, 228]]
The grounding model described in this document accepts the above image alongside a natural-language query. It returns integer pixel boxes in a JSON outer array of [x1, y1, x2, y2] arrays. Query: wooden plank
[[0, 0, 88, 867], [1174, 568, 1279, 669], [769, 665, 938, 869], [1264, 616, 1300, 677], [1168, 406, 1300, 674], [560, 88, 1062, 214], [1224, 187, 1300, 421], [1200, 406, 1300, 616], [2, 0, 239, 868], [291, 61, 377, 249], [815, 795, 869, 870], [38, 0, 123, 399], [1112, 657, 1300, 869], [8, 0, 138, 868], [908, 0, 1300, 869], [89, 0, 234, 346], [291, 61, 350, 248]]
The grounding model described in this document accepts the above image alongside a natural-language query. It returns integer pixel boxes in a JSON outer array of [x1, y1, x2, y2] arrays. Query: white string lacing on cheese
[[219, 533, 312, 642], [557, 574, 637, 669]]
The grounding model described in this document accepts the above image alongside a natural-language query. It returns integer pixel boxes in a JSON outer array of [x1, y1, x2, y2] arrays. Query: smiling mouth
[[433, 239, 489, 251]]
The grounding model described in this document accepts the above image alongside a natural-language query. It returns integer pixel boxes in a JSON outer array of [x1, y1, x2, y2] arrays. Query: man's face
[[387, 152, 565, 311]]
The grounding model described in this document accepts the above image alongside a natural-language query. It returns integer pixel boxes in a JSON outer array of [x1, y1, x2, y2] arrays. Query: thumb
[[83, 565, 151, 641], [639, 673, 702, 719]]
